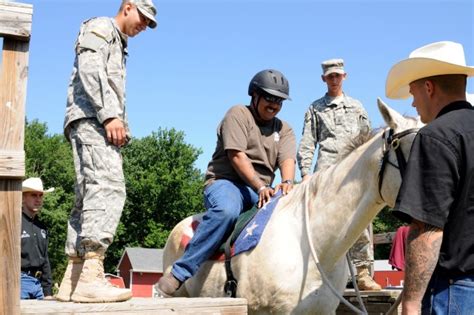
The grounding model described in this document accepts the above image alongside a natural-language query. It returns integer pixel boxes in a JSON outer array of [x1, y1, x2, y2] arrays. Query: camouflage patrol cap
[[321, 59, 345, 76], [129, 0, 157, 29]]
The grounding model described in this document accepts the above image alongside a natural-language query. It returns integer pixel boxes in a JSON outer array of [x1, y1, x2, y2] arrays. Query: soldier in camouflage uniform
[[297, 59, 381, 291], [57, 0, 157, 303]]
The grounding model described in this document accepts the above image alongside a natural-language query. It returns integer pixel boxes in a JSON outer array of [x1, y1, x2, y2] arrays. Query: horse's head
[[377, 98, 424, 207]]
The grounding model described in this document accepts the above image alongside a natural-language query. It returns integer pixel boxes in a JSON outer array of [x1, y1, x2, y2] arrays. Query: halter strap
[[378, 128, 420, 202]]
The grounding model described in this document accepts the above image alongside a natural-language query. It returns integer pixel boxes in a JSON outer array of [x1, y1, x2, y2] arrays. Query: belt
[[22, 269, 42, 279]]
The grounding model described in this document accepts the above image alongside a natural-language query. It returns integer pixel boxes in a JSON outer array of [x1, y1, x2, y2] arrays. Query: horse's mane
[[336, 129, 380, 163], [336, 115, 419, 163], [278, 115, 419, 212], [278, 129, 380, 211]]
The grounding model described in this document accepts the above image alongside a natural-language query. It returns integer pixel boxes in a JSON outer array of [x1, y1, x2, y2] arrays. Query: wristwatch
[[282, 179, 293, 185]]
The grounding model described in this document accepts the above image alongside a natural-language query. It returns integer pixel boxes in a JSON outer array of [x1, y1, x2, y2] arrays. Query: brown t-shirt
[[205, 105, 296, 186]]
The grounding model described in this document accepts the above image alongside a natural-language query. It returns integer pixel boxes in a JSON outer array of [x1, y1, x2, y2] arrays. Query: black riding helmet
[[248, 69, 291, 100]]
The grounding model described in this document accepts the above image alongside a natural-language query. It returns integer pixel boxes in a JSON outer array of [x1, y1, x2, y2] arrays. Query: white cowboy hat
[[22, 177, 55, 193], [386, 41, 474, 99]]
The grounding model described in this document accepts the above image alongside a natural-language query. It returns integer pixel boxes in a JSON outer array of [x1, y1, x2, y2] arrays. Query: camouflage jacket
[[64, 17, 129, 139], [297, 93, 371, 176]]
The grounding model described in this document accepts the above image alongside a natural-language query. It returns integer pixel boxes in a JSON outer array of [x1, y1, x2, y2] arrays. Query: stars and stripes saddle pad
[[179, 191, 283, 260]]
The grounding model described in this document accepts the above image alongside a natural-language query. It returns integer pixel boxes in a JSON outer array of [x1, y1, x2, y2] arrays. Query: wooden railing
[[0, 2, 33, 315], [374, 232, 396, 245]]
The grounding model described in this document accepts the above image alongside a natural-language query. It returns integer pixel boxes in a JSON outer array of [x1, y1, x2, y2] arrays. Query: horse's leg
[[291, 258, 348, 315], [317, 258, 348, 314]]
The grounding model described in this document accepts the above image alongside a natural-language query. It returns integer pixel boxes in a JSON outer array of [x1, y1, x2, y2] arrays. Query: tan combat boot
[[356, 266, 382, 291], [71, 252, 132, 303], [56, 257, 84, 302]]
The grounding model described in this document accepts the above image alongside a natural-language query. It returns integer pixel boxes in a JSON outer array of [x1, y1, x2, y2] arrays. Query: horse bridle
[[378, 127, 420, 201], [303, 126, 419, 315]]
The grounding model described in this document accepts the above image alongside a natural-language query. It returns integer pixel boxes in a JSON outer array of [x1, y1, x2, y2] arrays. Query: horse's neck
[[308, 134, 384, 269]]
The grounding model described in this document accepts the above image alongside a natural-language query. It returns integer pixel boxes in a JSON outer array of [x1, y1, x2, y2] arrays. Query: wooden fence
[[0, 2, 33, 315]]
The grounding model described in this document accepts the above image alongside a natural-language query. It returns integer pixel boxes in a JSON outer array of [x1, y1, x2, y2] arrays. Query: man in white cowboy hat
[[386, 41, 474, 314], [297, 59, 380, 291], [59, 0, 157, 303], [21, 177, 54, 300]]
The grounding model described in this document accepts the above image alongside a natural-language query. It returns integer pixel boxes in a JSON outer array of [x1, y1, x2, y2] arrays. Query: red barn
[[117, 247, 164, 297]]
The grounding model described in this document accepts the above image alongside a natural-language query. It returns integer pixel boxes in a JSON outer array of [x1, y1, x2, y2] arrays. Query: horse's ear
[[377, 97, 404, 130]]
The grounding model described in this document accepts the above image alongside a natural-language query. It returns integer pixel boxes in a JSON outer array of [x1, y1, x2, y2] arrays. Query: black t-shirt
[[21, 211, 53, 296], [393, 101, 474, 277]]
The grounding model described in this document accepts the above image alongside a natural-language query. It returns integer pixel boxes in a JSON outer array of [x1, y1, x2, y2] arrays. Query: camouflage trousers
[[65, 119, 126, 257], [349, 226, 374, 268]]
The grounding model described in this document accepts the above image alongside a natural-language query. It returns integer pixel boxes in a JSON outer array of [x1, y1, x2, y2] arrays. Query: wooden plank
[[337, 289, 401, 315], [337, 302, 398, 315], [0, 29, 31, 315], [374, 232, 396, 245], [0, 181, 22, 315], [21, 298, 248, 315], [0, 38, 29, 151], [343, 289, 400, 299], [0, 2, 32, 41], [0, 150, 25, 177]]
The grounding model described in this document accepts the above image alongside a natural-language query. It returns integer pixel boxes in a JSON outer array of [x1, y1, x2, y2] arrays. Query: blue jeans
[[172, 179, 258, 282], [421, 273, 474, 314], [21, 273, 44, 300]]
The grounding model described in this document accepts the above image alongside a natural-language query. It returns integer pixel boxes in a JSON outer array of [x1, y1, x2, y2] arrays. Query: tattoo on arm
[[403, 221, 443, 304]]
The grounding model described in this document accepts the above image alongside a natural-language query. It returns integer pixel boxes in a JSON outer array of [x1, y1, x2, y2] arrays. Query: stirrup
[[224, 279, 238, 298]]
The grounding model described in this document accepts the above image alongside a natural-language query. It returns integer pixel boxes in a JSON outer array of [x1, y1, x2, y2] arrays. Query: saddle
[[180, 190, 283, 259], [179, 191, 283, 297]]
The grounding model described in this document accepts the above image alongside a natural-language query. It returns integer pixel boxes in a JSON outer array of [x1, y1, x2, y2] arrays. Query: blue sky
[[18, 0, 474, 179]]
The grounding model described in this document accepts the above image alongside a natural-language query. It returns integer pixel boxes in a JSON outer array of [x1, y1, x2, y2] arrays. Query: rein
[[378, 128, 419, 202]]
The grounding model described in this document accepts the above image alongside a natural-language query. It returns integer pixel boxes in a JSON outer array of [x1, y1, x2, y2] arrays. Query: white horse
[[162, 99, 422, 314]]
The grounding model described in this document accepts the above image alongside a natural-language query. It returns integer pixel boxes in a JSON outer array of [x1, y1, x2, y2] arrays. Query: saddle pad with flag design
[[179, 191, 282, 260]]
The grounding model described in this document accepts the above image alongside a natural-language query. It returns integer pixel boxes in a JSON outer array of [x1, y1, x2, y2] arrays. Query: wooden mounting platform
[[336, 289, 402, 315], [21, 297, 248, 315]]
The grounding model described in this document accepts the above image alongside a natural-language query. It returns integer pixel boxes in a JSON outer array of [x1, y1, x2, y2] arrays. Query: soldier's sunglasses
[[262, 94, 284, 105]]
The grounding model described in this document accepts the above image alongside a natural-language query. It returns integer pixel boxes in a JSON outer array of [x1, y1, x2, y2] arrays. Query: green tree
[[24, 119, 75, 284], [373, 206, 405, 259], [105, 128, 205, 272]]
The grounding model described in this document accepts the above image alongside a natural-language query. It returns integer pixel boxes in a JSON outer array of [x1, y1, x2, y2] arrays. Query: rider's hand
[[257, 185, 274, 208], [274, 180, 293, 196]]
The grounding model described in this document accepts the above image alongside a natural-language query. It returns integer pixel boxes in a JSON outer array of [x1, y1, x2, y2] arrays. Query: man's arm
[[77, 50, 127, 147], [76, 27, 126, 147], [297, 108, 317, 181], [274, 158, 295, 196], [40, 238, 53, 297], [227, 149, 273, 208], [402, 219, 443, 314], [357, 102, 371, 136]]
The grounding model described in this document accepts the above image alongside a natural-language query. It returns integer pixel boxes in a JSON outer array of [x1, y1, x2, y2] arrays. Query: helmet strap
[[252, 94, 264, 121]]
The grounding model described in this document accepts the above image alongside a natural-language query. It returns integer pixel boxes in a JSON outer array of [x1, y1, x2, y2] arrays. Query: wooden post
[[0, 2, 33, 315]]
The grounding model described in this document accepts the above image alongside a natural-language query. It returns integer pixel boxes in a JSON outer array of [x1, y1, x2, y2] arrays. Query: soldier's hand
[[104, 118, 126, 147], [257, 185, 274, 208]]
